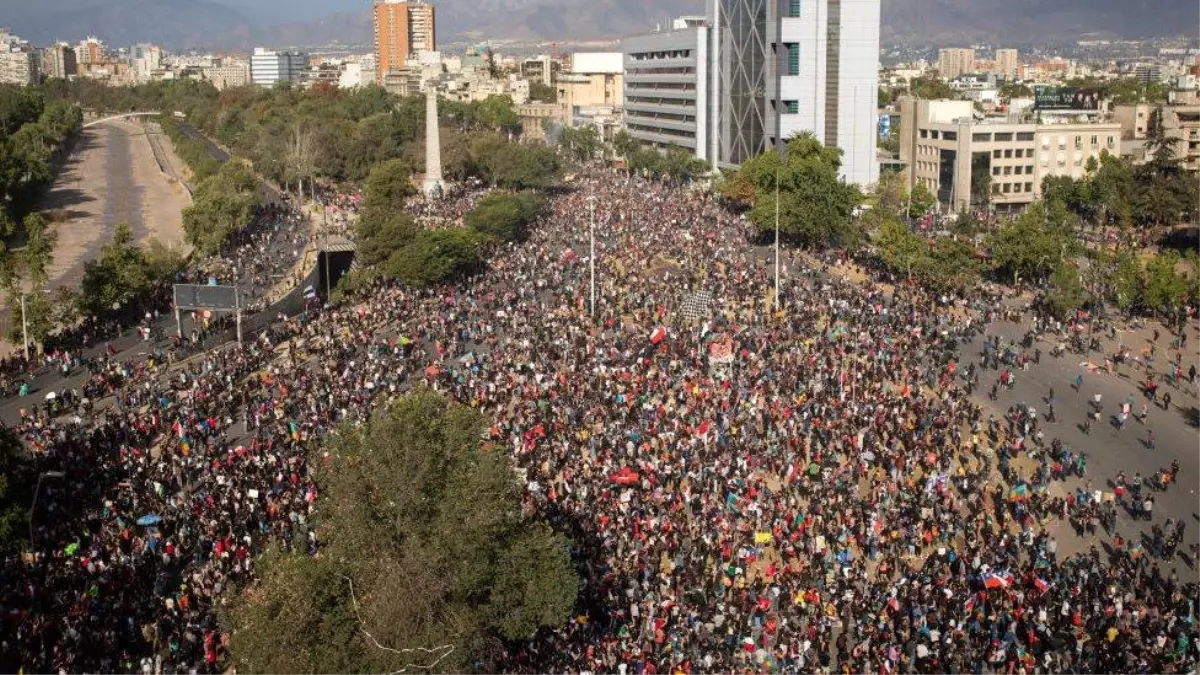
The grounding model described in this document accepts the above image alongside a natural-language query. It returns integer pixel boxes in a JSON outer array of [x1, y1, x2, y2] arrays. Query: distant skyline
[[0, 0, 1195, 52]]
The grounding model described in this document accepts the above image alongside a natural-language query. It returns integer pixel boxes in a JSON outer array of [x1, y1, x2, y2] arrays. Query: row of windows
[[627, 123, 694, 139], [991, 148, 1032, 159], [626, 96, 695, 107], [921, 129, 1036, 142], [1039, 135, 1115, 150], [993, 165, 1035, 176], [625, 67, 694, 75], [992, 182, 1035, 194], [626, 82, 694, 92], [786, 0, 801, 17], [630, 50, 692, 61], [627, 110, 696, 124]]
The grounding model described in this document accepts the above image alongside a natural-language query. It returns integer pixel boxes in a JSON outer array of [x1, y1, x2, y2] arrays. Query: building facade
[[77, 37, 105, 66], [250, 48, 308, 86], [994, 48, 1018, 80], [558, 52, 623, 128], [620, 20, 711, 161], [899, 96, 1120, 213], [373, 0, 436, 85], [42, 43, 77, 80], [706, 0, 880, 184], [202, 59, 251, 90], [937, 48, 975, 80], [0, 50, 37, 85]]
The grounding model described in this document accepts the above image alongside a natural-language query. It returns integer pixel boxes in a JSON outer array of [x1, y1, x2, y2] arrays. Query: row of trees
[[159, 115, 221, 182], [355, 158, 548, 288], [221, 391, 578, 673], [0, 86, 83, 237]]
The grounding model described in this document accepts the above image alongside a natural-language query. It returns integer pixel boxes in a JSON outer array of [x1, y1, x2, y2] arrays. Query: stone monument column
[[422, 87, 444, 198]]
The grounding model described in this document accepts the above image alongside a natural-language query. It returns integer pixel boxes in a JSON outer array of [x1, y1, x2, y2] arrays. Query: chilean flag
[[1033, 577, 1051, 594], [983, 572, 1013, 589], [650, 326, 667, 344]]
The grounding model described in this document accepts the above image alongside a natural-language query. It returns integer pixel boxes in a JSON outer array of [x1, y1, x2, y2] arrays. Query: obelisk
[[423, 87, 444, 198]]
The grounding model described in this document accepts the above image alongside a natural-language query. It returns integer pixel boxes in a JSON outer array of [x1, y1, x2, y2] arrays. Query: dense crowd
[[0, 170, 1196, 674]]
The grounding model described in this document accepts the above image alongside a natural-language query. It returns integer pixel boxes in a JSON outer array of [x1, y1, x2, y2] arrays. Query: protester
[[0, 169, 1195, 675]]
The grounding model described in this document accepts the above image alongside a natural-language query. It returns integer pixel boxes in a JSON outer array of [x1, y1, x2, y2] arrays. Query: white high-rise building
[[709, 0, 880, 185], [250, 47, 309, 86]]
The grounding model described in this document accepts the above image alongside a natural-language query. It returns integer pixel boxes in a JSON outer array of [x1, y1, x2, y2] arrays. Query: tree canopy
[[722, 132, 862, 248], [221, 390, 578, 673], [181, 162, 262, 254], [465, 192, 545, 244]]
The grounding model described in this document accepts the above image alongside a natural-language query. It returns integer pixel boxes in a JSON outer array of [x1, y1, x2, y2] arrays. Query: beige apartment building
[[0, 50, 37, 85], [899, 96, 1120, 213], [1114, 103, 1200, 173], [937, 48, 976, 80], [994, 49, 1018, 80]]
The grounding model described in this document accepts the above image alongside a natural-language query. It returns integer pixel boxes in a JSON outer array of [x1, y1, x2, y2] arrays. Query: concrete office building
[[994, 48, 1018, 80], [706, 0, 880, 185], [899, 96, 1119, 213], [42, 42, 77, 80], [937, 48, 975, 80], [374, 0, 436, 85], [620, 17, 711, 161], [250, 48, 308, 86]]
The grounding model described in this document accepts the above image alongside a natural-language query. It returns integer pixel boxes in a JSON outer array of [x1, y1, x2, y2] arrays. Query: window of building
[[1027, 165, 1034, 174], [993, 149, 1001, 159], [1004, 149, 1013, 158], [783, 100, 799, 114], [1074, 136, 1082, 150], [1003, 183, 1011, 193], [787, 0, 801, 17], [1013, 183, 1021, 192], [920, 129, 928, 138], [930, 130, 939, 139], [1090, 135, 1098, 147], [1003, 166, 1012, 175], [785, 43, 800, 75], [1025, 182, 1033, 192], [1106, 136, 1115, 148], [942, 131, 956, 141], [992, 166, 1001, 176], [1016, 132, 1035, 141], [992, 183, 1000, 194], [1013, 166, 1022, 175], [1013, 149, 1023, 158], [995, 132, 1013, 142], [972, 133, 991, 142]]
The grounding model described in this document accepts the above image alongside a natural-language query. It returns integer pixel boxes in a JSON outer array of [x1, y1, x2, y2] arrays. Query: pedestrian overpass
[[82, 111, 163, 128]]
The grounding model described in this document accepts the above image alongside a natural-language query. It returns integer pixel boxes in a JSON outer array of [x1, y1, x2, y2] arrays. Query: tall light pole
[[774, 161, 781, 312], [587, 195, 597, 317], [29, 470, 65, 544]]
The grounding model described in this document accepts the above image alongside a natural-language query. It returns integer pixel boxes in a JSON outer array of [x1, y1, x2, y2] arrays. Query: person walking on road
[[1146, 429, 1155, 450]]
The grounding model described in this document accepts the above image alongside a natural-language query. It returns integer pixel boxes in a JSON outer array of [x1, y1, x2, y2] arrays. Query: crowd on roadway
[[0, 170, 1196, 674]]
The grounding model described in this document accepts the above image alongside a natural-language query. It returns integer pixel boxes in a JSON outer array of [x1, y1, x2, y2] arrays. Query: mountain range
[[2, 0, 1196, 50]]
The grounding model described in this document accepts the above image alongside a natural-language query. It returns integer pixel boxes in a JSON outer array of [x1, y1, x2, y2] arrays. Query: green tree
[[355, 210, 419, 267], [908, 76, 956, 100], [0, 425, 33, 551], [1144, 251, 1188, 316], [182, 162, 262, 254], [465, 192, 545, 243], [559, 125, 602, 162], [986, 201, 1075, 285], [21, 213, 56, 288], [469, 135, 559, 189], [907, 182, 936, 220], [385, 229, 484, 287], [873, 218, 925, 278], [1044, 262, 1085, 319], [1106, 250, 1144, 314], [222, 390, 578, 673], [998, 83, 1033, 99], [923, 236, 982, 290], [362, 159, 415, 214], [528, 82, 557, 103], [732, 133, 863, 248], [79, 223, 150, 318]]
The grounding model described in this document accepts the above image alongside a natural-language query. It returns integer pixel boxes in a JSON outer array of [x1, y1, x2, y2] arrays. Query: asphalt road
[[963, 316, 1200, 571]]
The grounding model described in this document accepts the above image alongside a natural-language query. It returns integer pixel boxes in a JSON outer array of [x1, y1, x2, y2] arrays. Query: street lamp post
[[29, 470, 65, 544], [587, 195, 597, 317], [774, 162, 781, 312]]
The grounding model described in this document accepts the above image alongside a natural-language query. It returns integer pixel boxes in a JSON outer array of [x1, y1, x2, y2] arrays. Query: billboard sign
[[174, 284, 239, 311], [1034, 86, 1100, 110]]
